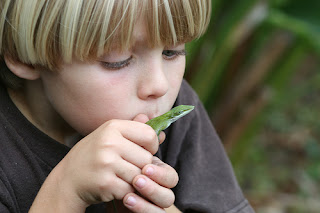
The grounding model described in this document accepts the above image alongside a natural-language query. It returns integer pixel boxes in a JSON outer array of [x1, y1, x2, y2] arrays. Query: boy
[[0, 0, 255, 212]]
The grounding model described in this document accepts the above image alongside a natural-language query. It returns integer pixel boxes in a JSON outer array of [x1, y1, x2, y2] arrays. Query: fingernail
[[145, 166, 154, 176], [126, 196, 137, 206], [135, 177, 146, 188]]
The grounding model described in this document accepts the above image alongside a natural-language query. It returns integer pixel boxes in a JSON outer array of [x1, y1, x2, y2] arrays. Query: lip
[[143, 109, 164, 120], [147, 108, 169, 120], [139, 103, 172, 120]]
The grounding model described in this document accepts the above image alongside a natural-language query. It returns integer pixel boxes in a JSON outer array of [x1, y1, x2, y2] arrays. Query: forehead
[[131, 19, 150, 45]]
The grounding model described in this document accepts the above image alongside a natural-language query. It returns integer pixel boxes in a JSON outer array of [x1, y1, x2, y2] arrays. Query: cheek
[[40, 66, 136, 135], [167, 59, 185, 93], [65, 80, 135, 133]]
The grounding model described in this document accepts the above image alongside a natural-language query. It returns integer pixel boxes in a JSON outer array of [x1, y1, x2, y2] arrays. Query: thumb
[[133, 114, 166, 144]]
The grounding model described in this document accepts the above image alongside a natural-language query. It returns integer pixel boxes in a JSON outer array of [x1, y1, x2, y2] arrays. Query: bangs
[[144, 0, 211, 46], [0, 0, 211, 69], [75, 0, 211, 61]]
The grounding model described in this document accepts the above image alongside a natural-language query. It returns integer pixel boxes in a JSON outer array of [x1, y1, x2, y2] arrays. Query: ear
[[4, 55, 40, 80]]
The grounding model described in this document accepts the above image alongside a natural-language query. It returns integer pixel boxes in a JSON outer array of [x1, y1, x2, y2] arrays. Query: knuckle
[[101, 158, 114, 169], [98, 176, 134, 201], [99, 153, 117, 168], [97, 175, 113, 195]]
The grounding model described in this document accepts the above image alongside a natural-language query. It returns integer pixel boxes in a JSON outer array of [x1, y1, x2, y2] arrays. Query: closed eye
[[100, 56, 132, 70]]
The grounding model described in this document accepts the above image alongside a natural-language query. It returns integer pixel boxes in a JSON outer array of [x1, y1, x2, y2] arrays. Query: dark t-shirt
[[0, 80, 255, 212]]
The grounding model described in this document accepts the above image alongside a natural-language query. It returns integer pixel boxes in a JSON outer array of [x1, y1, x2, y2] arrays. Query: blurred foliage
[[185, 0, 320, 212]]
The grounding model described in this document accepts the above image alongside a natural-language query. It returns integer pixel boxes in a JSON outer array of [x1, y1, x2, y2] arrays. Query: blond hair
[[0, 0, 211, 88]]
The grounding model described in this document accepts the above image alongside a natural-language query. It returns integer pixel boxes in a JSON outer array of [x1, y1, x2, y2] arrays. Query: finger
[[105, 120, 159, 155], [132, 113, 149, 123], [142, 157, 179, 188], [118, 138, 154, 169], [132, 175, 175, 208], [96, 135, 153, 170], [158, 131, 166, 144], [123, 193, 166, 213], [98, 174, 135, 201], [114, 158, 142, 183]]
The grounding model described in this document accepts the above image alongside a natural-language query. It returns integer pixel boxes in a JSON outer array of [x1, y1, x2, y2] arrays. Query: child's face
[[39, 20, 185, 135]]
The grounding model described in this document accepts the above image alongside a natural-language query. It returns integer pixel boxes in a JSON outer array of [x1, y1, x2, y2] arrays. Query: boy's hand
[[122, 156, 179, 212], [59, 119, 160, 203], [31, 114, 178, 213], [31, 118, 160, 212]]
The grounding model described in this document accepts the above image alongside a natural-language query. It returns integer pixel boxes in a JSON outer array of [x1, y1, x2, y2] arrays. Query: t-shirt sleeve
[[161, 80, 255, 213]]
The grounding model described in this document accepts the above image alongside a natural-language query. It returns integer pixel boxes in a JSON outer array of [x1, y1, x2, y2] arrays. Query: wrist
[[30, 163, 88, 213]]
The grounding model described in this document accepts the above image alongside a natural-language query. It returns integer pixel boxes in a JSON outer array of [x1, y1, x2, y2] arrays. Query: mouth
[[134, 110, 161, 121], [145, 106, 169, 120], [146, 105, 195, 122]]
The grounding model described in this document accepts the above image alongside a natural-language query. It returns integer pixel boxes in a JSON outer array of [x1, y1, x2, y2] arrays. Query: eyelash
[[100, 49, 186, 70], [100, 56, 132, 70]]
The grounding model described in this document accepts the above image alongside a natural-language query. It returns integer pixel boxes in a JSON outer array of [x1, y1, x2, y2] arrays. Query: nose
[[137, 59, 169, 100]]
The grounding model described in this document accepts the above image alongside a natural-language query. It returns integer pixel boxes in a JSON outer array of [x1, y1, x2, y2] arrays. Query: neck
[[8, 80, 77, 145]]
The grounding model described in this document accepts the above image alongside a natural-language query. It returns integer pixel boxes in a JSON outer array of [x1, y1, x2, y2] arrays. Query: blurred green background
[[185, 0, 320, 212]]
